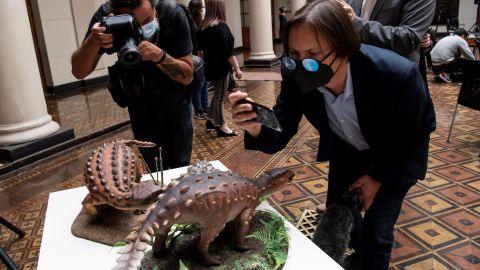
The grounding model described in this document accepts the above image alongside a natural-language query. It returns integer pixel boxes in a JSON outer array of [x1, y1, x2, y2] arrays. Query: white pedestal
[[37, 161, 342, 270]]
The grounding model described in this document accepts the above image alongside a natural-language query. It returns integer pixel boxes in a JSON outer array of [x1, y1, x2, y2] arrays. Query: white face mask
[[142, 18, 159, 40]]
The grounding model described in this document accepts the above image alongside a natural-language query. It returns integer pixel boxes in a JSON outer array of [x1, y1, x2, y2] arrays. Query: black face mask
[[281, 50, 337, 94]]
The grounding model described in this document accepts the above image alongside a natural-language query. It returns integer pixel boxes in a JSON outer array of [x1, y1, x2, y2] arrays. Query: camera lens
[[118, 38, 142, 69]]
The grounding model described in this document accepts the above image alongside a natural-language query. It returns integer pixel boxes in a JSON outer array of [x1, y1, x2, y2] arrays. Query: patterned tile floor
[[0, 69, 479, 270]]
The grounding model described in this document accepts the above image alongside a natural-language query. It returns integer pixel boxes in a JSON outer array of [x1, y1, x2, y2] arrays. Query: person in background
[[339, 0, 435, 63], [198, 0, 242, 137], [229, 1, 435, 269], [189, 0, 209, 120], [279, 5, 288, 41], [71, 0, 194, 170], [430, 28, 476, 83]]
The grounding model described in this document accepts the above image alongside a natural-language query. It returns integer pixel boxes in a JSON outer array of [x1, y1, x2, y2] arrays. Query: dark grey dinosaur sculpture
[[112, 168, 295, 269]]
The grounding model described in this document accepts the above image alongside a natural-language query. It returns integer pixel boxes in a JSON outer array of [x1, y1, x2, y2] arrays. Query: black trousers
[[326, 139, 416, 270]]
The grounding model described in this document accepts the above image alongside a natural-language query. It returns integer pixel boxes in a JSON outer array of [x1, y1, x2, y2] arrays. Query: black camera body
[[101, 14, 143, 69]]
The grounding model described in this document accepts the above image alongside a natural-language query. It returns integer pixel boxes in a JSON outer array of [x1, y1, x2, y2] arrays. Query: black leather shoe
[[215, 127, 237, 137], [206, 120, 215, 130]]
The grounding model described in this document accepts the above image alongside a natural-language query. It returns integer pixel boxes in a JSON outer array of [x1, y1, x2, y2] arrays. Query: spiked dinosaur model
[[82, 140, 164, 217], [112, 168, 295, 269]]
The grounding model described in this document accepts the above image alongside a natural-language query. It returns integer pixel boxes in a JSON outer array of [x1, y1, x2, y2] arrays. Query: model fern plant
[[245, 211, 289, 270]]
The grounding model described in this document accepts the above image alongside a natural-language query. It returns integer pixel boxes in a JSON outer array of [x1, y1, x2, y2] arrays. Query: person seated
[[430, 28, 476, 83]]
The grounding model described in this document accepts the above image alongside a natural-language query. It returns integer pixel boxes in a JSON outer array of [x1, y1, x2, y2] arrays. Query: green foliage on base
[[244, 211, 289, 270]]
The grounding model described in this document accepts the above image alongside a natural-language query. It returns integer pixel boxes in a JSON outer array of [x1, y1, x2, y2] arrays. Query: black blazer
[[245, 44, 436, 186]]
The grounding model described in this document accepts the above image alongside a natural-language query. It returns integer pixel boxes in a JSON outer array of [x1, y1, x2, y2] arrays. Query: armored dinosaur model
[[112, 168, 295, 269], [82, 140, 164, 217]]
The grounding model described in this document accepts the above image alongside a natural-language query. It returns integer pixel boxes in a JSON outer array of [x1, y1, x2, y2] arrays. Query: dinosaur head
[[255, 168, 295, 197]]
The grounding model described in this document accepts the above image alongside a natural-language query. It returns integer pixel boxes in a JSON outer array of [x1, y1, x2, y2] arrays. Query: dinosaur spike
[[209, 185, 216, 190], [112, 160, 117, 167], [98, 172, 105, 179], [173, 211, 181, 219], [232, 182, 237, 186], [146, 227, 155, 235], [195, 177, 202, 183], [97, 164, 103, 171], [222, 183, 228, 188], [166, 198, 176, 208], [212, 201, 217, 205], [110, 193, 115, 198], [185, 199, 193, 207], [195, 191, 202, 197], [113, 175, 119, 181], [125, 232, 138, 242], [125, 195, 131, 200], [208, 175, 214, 180], [246, 195, 251, 199], [163, 219, 169, 226], [114, 181, 121, 187], [158, 194, 165, 200], [112, 168, 118, 175], [104, 186, 110, 193], [138, 232, 151, 243], [88, 156, 93, 161], [123, 175, 128, 181], [86, 161, 91, 167], [92, 186, 99, 192], [217, 174, 224, 177], [156, 208, 166, 218], [117, 196, 123, 201], [180, 185, 190, 194], [152, 222, 160, 230], [226, 199, 231, 204], [89, 175, 95, 182], [100, 178, 107, 186]]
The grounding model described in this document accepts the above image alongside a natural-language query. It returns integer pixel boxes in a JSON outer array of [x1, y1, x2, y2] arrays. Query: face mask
[[281, 50, 337, 94], [142, 18, 159, 40]]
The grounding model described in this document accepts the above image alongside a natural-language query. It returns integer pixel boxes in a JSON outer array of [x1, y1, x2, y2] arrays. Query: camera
[[101, 14, 143, 69]]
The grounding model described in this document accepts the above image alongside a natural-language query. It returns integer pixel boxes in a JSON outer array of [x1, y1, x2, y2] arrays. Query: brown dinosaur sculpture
[[112, 168, 295, 269], [82, 140, 164, 217]]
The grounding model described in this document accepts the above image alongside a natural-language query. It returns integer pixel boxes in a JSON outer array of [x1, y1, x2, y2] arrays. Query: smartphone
[[237, 99, 283, 132]]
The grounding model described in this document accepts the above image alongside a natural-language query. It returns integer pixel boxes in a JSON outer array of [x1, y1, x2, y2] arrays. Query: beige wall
[[31, 0, 244, 89]]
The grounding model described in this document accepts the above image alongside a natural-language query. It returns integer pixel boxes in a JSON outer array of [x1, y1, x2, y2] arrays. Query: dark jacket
[[245, 44, 436, 186], [347, 0, 435, 62]]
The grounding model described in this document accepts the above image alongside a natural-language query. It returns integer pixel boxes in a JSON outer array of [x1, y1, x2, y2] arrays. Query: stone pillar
[[0, 1, 73, 161], [291, 0, 307, 14], [244, 0, 279, 67]]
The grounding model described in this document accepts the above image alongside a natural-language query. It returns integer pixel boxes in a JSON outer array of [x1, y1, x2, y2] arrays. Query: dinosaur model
[[112, 168, 295, 269], [82, 140, 164, 217]]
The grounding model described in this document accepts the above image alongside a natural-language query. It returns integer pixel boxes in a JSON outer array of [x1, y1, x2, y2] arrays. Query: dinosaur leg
[[152, 228, 170, 258], [82, 194, 98, 216], [236, 207, 255, 251], [197, 226, 224, 266]]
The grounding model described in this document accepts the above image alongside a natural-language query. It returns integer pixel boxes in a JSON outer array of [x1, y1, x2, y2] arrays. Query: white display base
[[38, 160, 342, 270]]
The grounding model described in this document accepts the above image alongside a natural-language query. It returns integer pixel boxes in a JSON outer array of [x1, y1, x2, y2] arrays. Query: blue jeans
[[192, 79, 209, 114], [326, 138, 415, 270]]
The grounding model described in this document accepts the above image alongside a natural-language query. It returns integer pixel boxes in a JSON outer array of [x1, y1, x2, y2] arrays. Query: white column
[[0, 1, 59, 146], [291, 0, 307, 14], [248, 0, 276, 61]]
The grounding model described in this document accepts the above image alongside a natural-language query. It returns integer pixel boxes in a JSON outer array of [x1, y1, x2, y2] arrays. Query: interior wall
[[458, 0, 478, 31]]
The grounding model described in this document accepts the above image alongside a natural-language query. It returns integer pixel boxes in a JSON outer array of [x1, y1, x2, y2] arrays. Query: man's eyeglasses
[[281, 50, 334, 72]]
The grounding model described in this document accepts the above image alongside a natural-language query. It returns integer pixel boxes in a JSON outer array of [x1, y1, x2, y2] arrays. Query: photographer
[[71, 0, 194, 170]]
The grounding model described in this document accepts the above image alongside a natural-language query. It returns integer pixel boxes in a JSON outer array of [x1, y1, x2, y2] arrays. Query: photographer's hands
[[229, 91, 261, 138], [138, 41, 164, 62], [89, 22, 113, 49]]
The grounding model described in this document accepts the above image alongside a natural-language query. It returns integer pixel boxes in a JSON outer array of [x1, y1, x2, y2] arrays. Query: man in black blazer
[[229, 1, 435, 269], [341, 0, 435, 63]]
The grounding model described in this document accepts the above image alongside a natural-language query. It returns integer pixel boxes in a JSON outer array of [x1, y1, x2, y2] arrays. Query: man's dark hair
[[279, 6, 287, 13], [454, 28, 468, 37], [283, 0, 360, 59], [109, 0, 158, 13]]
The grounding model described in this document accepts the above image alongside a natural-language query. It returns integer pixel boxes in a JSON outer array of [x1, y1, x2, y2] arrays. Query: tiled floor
[[0, 68, 479, 270]]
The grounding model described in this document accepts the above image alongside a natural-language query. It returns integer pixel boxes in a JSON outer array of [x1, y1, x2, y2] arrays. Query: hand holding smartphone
[[236, 99, 283, 132]]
